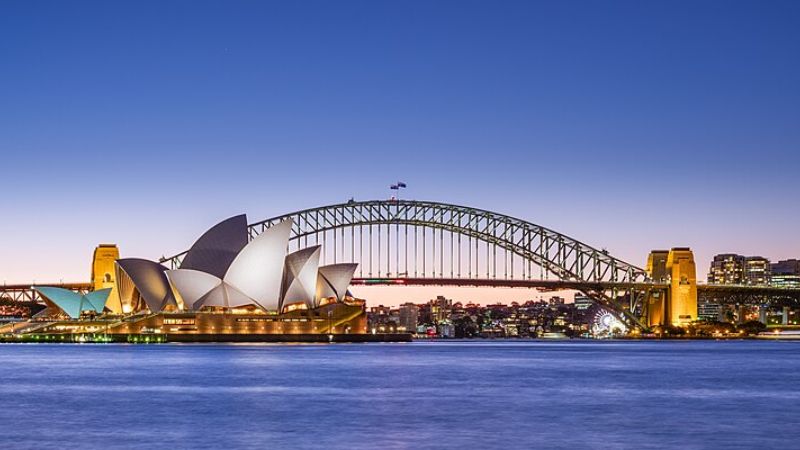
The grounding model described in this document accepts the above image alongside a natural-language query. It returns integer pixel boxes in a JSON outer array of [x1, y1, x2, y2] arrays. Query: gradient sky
[[1, 1, 798, 305]]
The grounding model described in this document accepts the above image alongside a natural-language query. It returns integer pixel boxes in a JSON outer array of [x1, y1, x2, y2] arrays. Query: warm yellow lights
[[645, 248, 698, 328], [91, 244, 122, 313]]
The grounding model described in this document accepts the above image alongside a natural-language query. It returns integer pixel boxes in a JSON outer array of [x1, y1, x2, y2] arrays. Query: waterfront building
[[398, 302, 418, 332], [697, 302, 723, 322], [771, 259, 800, 275], [708, 254, 772, 286], [708, 254, 746, 284], [744, 257, 770, 286], [370, 305, 391, 317], [771, 259, 800, 288], [772, 273, 800, 288], [437, 321, 455, 338], [430, 295, 452, 323]]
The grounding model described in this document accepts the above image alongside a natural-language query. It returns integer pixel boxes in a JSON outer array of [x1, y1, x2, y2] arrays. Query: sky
[[1, 1, 798, 306]]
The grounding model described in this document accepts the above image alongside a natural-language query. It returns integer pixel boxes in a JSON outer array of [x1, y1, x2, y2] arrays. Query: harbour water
[[0, 340, 798, 449]]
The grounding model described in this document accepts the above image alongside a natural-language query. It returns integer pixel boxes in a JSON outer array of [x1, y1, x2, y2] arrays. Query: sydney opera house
[[2, 215, 386, 342]]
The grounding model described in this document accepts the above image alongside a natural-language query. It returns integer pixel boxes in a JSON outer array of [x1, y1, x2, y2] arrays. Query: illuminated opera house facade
[[17, 215, 373, 342]]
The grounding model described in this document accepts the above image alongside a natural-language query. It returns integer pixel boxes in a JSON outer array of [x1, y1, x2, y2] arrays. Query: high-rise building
[[430, 295, 452, 323], [708, 254, 746, 284], [744, 257, 770, 286], [708, 254, 771, 286], [771, 259, 800, 288], [398, 302, 418, 332]]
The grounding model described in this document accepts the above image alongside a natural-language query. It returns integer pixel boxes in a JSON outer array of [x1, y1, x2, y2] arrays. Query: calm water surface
[[0, 340, 798, 449]]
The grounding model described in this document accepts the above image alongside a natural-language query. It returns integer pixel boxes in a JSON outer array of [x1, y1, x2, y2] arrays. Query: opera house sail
[[165, 218, 294, 311], [34, 287, 111, 319]]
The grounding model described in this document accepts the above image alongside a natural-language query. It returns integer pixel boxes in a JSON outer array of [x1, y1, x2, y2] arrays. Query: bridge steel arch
[[161, 200, 650, 327]]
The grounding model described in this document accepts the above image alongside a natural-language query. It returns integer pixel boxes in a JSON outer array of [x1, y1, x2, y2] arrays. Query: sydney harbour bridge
[[4, 199, 799, 330]]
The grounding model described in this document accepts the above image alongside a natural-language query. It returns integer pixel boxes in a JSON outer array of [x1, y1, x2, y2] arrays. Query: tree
[[738, 320, 767, 335], [663, 325, 686, 336], [454, 316, 479, 338]]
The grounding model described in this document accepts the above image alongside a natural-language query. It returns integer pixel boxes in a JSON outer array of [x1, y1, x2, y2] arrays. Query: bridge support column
[[783, 307, 790, 325], [666, 248, 697, 326], [645, 251, 669, 329], [644, 248, 697, 328], [758, 306, 767, 325], [92, 244, 122, 314]]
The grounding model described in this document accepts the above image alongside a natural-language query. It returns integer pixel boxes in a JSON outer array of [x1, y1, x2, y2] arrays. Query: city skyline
[[2, 1, 799, 298]]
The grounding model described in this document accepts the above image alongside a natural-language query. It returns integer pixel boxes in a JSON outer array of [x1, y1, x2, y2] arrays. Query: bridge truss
[[0, 283, 90, 303], [163, 200, 651, 328]]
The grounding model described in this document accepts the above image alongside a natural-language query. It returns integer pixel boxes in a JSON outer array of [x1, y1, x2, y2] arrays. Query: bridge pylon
[[644, 247, 697, 329]]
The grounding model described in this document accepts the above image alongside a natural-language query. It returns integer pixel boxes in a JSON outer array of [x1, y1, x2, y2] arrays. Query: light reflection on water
[[0, 340, 799, 449]]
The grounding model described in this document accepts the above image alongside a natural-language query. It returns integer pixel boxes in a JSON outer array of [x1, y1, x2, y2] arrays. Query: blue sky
[[1, 1, 798, 303]]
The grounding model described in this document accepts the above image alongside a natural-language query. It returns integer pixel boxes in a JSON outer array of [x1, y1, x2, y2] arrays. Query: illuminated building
[[430, 295, 452, 323], [398, 302, 418, 332], [708, 254, 771, 286], [708, 254, 746, 284], [771, 259, 800, 288], [697, 302, 723, 322], [772, 273, 800, 288], [744, 257, 770, 286]]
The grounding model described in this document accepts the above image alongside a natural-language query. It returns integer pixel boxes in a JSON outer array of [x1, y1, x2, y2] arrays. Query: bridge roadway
[[3, 280, 799, 304], [350, 278, 800, 302], [350, 277, 665, 292]]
